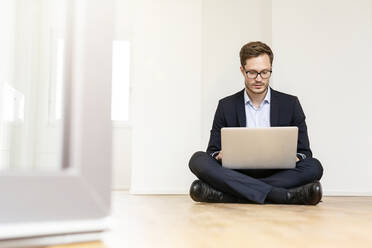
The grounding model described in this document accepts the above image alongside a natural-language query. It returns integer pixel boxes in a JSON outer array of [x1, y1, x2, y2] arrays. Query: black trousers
[[189, 151, 323, 203]]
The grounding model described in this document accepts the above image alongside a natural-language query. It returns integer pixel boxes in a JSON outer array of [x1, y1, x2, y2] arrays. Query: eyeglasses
[[245, 70, 272, 79]]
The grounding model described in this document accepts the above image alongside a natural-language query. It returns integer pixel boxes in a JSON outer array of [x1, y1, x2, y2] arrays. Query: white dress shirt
[[244, 87, 271, 128]]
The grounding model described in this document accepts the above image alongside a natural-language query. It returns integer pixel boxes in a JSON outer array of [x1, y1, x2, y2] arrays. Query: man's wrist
[[296, 153, 306, 162], [210, 151, 220, 158]]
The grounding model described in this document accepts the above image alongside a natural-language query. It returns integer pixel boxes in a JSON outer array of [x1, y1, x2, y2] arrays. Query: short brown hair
[[239, 41, 273, 66]]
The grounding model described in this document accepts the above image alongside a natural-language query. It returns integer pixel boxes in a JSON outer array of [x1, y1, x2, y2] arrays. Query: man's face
[[240, 54, 271, 96]]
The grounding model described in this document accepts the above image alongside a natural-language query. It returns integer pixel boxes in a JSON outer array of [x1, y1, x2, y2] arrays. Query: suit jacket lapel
[[236, 89, 246, 127], [270, 87, 279, 127]]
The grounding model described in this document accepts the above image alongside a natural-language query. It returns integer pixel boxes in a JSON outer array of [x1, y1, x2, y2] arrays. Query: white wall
[[272, 0, 372, 195], [115, 0, 372, 195], [130, 0, 203, 193], [128, 0, 271, 193]]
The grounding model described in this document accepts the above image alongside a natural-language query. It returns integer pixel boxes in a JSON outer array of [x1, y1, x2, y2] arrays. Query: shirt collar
[[244, 87, 271, 105]]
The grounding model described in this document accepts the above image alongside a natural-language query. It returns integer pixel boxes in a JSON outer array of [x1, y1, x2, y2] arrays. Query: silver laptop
[[221, 127, 298, 169]]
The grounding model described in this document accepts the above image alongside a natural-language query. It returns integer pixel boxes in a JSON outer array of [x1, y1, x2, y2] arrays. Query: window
[[111, 40, 130, 122]]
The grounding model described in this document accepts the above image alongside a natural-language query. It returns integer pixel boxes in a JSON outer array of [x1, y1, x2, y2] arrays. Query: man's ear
[[240, 66, 246, 76]]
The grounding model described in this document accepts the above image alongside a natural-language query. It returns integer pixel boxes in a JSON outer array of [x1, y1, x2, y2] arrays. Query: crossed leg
[[189, 151, 323, 203]]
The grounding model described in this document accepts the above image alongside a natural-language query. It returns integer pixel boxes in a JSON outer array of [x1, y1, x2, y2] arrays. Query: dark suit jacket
[[206, 87, 312, 158]]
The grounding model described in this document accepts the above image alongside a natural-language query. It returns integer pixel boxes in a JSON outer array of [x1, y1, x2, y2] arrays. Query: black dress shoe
[[286, 181, 323, 205], [189, 180, 241, 203]]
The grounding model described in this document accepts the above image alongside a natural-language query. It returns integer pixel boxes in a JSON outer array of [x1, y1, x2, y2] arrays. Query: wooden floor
[[96, 192, 372, 248]]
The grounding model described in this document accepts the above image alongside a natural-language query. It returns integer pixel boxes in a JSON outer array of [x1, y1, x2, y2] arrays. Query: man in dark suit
[[188, 41, 323, 205]]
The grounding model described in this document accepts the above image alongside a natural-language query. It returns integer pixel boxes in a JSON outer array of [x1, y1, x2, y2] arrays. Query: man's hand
[[296, 157, 300, 162], [215, 151, 223, 161]]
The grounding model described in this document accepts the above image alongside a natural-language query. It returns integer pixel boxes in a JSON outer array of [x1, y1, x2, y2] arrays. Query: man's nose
[[255, 74, 263, 81]]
